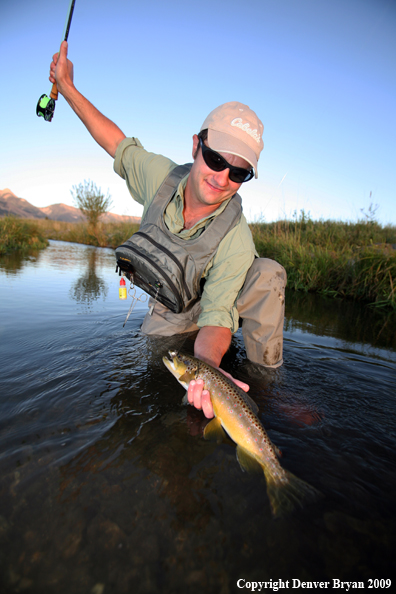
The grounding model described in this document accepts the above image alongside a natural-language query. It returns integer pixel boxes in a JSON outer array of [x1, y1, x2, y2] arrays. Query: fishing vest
[[115, 163, 242, 313]]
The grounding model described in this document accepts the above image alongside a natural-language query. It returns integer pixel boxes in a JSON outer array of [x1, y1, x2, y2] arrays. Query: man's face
[[186, 134, 251, 210]]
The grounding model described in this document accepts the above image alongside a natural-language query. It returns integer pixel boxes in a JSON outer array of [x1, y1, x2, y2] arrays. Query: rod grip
[[50, 82, 59, 100]]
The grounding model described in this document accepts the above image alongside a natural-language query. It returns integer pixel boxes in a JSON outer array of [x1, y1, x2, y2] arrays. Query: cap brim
[[207, 129, 259, 178]]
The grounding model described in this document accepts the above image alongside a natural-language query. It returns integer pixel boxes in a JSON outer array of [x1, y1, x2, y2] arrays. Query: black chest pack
[[115, 164, 242, 314]]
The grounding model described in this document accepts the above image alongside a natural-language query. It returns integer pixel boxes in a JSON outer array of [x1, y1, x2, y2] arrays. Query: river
[[0, 240, 395, 593]]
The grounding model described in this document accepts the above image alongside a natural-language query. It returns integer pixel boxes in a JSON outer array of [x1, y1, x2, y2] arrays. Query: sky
[[0, 0, 395, 225]]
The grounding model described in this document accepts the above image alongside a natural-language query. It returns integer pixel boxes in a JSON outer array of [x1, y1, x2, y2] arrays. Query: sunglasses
[[199, 137, 254, 183]]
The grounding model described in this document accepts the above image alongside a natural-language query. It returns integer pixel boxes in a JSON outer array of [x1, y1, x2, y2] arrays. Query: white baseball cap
[[200, 101, 264, 178]]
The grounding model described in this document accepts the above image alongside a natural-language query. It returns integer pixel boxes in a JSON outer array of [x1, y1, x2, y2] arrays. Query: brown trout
[[163, 350, 319, 517]]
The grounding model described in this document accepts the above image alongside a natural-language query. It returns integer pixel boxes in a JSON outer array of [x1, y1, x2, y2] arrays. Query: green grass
[[32, 218, 140, 248], [250, 215, 396, 310], [0, 216, 48, 255], [2, 214, 395, 310]]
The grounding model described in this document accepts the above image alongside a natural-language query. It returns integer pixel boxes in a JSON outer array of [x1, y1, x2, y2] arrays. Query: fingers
[[49, 41, 73, 87], [187, 379, 203, 408], [201, 390, 214, 419], [216, 368, 250, 393], [187, 380, 214, 418], [232, 378, 250, 392]]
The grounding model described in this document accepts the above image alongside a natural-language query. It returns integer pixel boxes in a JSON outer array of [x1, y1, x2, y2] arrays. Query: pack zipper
[[134, 231, 192, 301]]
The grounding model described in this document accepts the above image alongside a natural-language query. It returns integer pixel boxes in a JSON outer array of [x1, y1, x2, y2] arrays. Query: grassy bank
[[0, 216, 48, 255], [251, 216, 396, 310], [2, 215, 395, 310], [33, 218, 140, 248]]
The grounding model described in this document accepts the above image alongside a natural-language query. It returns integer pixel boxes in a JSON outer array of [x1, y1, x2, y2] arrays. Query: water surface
[[0, 241, 395, 593]]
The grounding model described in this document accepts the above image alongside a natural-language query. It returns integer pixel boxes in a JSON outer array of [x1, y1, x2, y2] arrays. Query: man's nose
[[212, 168, 230, 186]]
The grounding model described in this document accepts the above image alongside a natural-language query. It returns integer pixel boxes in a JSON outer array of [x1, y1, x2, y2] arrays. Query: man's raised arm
[[49, 41, 126, 158]]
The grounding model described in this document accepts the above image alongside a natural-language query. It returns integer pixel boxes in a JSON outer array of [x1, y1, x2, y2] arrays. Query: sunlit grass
[[0, 216, 48, 255], [33, 218, 140, 248], [2, 213, 395, 310], [250, 213, 396, 310]]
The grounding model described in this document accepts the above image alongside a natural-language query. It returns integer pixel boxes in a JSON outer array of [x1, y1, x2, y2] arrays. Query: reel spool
[[36, 94, 56, 122]]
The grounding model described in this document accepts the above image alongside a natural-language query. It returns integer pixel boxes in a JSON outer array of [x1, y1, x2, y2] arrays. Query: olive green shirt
[[114, 137, 256, 333]]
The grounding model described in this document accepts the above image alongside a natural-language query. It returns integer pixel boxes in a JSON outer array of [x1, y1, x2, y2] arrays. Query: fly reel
[[36, 94, 56, 122]]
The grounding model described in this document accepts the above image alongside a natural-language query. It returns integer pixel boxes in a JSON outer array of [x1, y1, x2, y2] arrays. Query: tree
[[71, 179, 113, 229]]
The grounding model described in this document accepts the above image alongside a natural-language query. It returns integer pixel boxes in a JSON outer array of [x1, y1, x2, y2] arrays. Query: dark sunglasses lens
[[203, 147, 225, 172], [229, 168, 253, 183], [201, 139, 254, 183]]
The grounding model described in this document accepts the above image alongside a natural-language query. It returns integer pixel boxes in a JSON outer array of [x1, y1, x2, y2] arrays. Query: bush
[[0, 216, 48, 255]]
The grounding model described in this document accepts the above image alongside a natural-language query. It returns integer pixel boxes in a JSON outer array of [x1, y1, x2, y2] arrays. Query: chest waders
[[115, 164, 242, 313]]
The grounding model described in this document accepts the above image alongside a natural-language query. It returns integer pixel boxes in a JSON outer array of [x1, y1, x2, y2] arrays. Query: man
[[49, 42, 286, 418]]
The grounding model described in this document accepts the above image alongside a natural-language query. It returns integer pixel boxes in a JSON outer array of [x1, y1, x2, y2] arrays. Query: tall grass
[[33, 218, 140, 248], [2, 214, 395, 310], [251, 214, 396, 310], [0, 216, 48, 255]]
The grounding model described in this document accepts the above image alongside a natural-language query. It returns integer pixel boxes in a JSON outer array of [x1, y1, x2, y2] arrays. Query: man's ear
[[192, 134, 199, 160]]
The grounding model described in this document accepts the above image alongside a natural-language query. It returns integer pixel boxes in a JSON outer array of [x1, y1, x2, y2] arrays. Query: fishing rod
[[36, 0, 76, 122]]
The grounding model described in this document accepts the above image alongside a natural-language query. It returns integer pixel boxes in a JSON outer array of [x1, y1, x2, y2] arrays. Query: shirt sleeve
[[113, 137, 176, 213], [197, 215, 256, 334]]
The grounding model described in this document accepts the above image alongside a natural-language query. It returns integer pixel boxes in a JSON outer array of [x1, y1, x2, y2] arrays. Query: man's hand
[[49, 41, 74, 95], [191, 325, 249, 418], [48, 40, 125, 158], [187, 369, 250, 419]]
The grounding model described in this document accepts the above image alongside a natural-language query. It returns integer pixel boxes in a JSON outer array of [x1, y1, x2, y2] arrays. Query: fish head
[[162, 350, 199, 389]]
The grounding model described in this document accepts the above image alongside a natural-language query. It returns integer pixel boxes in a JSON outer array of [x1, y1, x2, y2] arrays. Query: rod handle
[[50, 82, 59, 100]]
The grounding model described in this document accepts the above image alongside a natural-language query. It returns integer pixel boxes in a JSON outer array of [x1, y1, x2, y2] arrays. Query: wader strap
[[142, 164, 192, 225], [139, 161, 243, 300]]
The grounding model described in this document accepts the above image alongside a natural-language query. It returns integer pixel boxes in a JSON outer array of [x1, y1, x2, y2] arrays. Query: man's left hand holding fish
[[190, 325, 250, 418]]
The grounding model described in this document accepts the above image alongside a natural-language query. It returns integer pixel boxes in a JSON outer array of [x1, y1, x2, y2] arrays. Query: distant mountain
[[0, 189, 47, 219], [0, 188, 141, 225]]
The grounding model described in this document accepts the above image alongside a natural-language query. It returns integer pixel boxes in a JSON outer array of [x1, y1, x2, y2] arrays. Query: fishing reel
[[36, 94, 56, 122], [36, 1, 76, 123]]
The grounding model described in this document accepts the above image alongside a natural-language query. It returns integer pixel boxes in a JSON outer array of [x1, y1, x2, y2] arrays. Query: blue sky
[[1, 0, 395, 224]]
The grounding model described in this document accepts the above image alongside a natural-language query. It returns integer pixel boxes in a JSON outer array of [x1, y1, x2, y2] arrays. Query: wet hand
[[187, 369, 250, 419]]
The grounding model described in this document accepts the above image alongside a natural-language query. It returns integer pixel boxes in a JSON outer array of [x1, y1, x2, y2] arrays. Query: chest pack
[[115, 163, 242, 313]]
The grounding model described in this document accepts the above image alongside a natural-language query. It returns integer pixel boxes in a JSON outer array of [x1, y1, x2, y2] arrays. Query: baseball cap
[[200, 101, 264, 178]]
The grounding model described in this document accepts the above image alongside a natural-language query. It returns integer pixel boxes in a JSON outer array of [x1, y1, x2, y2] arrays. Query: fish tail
[[263, 466, 320, 518]]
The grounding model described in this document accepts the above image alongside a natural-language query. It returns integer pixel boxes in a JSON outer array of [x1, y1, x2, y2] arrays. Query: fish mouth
[[162, 351, 190, 389], [162, 351, 180, 378], [162, 354, 176, 372]]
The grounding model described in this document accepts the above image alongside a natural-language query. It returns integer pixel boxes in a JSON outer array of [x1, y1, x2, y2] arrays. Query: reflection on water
[[0, 241, 395, 593], [70, 249, 108, 308], [284, 289, 396, 356]]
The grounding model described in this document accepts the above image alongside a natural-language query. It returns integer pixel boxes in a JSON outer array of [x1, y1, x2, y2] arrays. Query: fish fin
[[271, 441, 282, 458], [203, 418, 227, 444], [262, 466, 321, 518], [179, 370, 197, 385], [236, 446, 263, 474]]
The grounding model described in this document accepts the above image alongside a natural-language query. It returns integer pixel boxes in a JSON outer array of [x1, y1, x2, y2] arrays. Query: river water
[[0, 240, 395, 593]]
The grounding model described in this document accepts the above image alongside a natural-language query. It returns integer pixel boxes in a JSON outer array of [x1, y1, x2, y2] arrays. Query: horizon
[[1, 0, 395, 226], [2, 186, 395, 227]]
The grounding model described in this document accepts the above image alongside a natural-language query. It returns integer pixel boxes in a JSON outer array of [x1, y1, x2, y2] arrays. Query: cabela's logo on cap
[[230, 118, 261, 144]]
